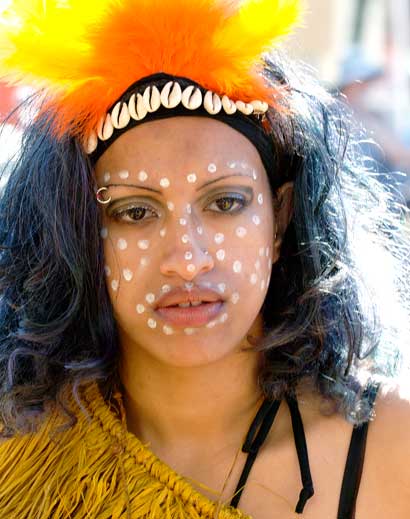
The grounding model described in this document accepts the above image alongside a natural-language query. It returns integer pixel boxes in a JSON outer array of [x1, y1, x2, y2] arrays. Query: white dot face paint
[[216, 249, 225, 261], [259, 247, 264, 257], [111, 280, 119, 291], [250, 273, 258, 285], [217, 283, 226, 294], [214, 233, 224, 244], [265, 246, 270, 257], [148, 318, 157, 329], [123, 268, 133, 281], [140, 256, 150, 267], [257, 193, 264, 205], [103, 172, 111, 183], [252, 215, 261, 226], [160, 177, 170, 188], [233, 260, 242, 273], [252, 170, 258, 181], [100, 227, 108, 239], [227, 161, 236, 169], [117, 238, 128, 250], [184, 328, 195, 335], [187, 173, 197, 183], [104, 265, 111, 277], [163, 325, 174, 335], [96, 117, 277, 370], [235, 226, 247, 238], [138, 239, 150, 250], [231, 292, 240, 304], [145, 293, 155, 304], [138, 171, 148, 182], [255, 259, 261, 270], [119, 170, 129, 179]]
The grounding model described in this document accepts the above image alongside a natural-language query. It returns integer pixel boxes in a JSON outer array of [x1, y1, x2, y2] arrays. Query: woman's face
[[95, 116, 281, 367]]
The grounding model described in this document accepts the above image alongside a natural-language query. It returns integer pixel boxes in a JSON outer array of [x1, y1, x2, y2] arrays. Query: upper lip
[[154, 287, 225, 309]]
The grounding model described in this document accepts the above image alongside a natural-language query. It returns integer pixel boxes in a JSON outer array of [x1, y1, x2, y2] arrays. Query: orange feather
[[0, 0, 303, 139]]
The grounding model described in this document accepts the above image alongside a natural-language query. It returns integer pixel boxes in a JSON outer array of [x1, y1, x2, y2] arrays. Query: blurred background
[[1, 0, 410, 204]]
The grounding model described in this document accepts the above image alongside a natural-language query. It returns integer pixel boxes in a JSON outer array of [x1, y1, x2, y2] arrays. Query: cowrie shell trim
[[87, 82, 269, 153]]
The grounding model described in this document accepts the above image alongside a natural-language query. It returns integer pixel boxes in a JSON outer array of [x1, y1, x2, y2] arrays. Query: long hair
[[1, 53, 409, 435]]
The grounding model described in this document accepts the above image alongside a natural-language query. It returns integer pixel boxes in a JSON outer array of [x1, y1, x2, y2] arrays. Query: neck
[[119, 347, 263, 454]]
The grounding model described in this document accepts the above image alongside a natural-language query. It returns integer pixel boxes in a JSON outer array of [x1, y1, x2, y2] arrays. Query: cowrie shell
[[222, 95, 237, 115], [181, 85, 203, 110], [118, 103, 130, 128], [101, 114, 114, 141], [129, 93, 148, 121], [204, 91, 222, 115], [111, 102, 130, 129], [143, 85, 161, 112], [236, 101, 254, 115], [251, 100, 269, 114], [96, 115, 106, 141], [85, 131, 98, 154], [111, 101, 122, 128], [161, 81, 182, 109]]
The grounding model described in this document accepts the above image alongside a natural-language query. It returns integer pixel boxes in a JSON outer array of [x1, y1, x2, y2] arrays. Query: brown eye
[[206, 194, 248, 214], [110, 204, 159, 223]]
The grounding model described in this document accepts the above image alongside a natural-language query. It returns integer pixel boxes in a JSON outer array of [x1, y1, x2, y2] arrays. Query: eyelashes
[[108, 194, 250, 224]]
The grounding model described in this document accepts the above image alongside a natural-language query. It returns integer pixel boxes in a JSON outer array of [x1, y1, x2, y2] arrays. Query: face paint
[[95, 117, 276, 368], [119, 170, 129, 179], [103, 172, 111, 183], [104, 265, 111, 276], [257, 193, 264, 205]]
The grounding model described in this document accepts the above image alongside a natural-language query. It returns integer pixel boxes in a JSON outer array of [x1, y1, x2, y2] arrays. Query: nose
[[159, 222, 215, 280]]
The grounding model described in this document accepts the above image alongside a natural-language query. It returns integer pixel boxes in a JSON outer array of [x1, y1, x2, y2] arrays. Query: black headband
[[90, 73, 276, 179]]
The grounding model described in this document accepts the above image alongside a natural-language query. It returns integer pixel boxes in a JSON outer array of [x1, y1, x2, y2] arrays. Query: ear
[[271, 181, 294, 264]]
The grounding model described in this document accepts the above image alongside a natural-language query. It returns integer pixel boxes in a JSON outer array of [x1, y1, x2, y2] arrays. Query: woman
[[0, 1, 409, 518]]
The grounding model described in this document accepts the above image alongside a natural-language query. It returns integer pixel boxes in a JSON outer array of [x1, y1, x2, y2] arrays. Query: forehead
[[94, 116, 264, 180]]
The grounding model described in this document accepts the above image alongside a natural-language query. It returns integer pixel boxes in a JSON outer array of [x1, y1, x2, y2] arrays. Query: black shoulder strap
[[337, 383, 380, 519], [230, 399, 281, 508], [230, 394, 315, 513]]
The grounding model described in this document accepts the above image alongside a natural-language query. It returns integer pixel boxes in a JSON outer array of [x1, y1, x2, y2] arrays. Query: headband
[[91, 72, 276, 180], [0, 0, 303, 157]]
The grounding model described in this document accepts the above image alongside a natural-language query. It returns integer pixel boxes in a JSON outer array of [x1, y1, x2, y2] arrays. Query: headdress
[[0, 0, 303, 157]]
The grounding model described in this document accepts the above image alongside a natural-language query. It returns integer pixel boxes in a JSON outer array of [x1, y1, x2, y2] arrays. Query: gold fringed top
[[0, 382, 251, 519]]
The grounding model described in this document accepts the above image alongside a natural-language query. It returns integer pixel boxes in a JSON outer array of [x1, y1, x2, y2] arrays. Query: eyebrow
[[104, 173, 253, 193]]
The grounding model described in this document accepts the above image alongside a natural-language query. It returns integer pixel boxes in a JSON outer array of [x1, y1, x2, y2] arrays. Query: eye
[[109, 203, 159, 223], [206, 194, 248, 214]]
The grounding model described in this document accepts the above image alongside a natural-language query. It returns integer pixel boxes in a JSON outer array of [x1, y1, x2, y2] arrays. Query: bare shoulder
[[361, 384, 410, 516]]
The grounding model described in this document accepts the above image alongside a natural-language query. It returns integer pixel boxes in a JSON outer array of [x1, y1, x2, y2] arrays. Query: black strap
[[230, 394, 315, 513], [230, 399, 281, 508], [337, 383, 380, 519], [285, 395, 315, 513]]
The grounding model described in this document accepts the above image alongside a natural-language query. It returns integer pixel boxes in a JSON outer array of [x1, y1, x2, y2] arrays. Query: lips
[[155, 301, 224, 327], [154, 286, 225, 327], [154, 287, 224, 309]]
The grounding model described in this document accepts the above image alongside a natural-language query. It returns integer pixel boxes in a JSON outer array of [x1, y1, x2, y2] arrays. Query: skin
[[94, 117, 410, 518]]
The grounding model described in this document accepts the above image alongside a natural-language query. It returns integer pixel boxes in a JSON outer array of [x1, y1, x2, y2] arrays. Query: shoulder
[[363, 383, 410, 515]]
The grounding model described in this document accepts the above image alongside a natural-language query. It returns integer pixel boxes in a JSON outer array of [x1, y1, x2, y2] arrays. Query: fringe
[[0, 383, 250, 519]]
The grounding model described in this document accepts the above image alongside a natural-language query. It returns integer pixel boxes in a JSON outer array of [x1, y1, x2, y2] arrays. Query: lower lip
[[155, 301, 224, 327]]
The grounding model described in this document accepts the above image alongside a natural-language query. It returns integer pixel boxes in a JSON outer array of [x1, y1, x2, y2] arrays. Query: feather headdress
[[0, 0, 303, 143]]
